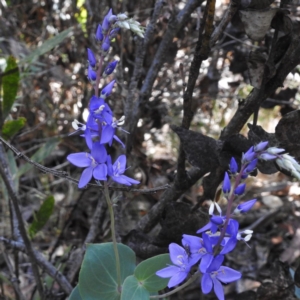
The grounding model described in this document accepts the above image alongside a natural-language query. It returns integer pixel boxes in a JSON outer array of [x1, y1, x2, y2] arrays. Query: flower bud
[[258, 153, 277, 161], [104, 60, 118, 76], [87, 48, 96, 68], [266, 147, 285, 155], [117, 13, 128, 21], [222, 172, 231, 194], [116, 20, 131, 30], [102, 9, 113, 33], [254, 141, 269, 152], [234, 199, 256, 214], [229, 157, 238, 174], [87, 66, 97, 81], [95, 24, 104, 41], [109, 28, 120, 39], [234, 183, 246, 195], [102, 36, 111, 52], [242, 146, 256, 163], [244, 158, 257, 173], [101, 80, 116, 98]]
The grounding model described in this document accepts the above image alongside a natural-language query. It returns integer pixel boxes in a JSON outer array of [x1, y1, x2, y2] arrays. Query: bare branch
[[0, 237, 73, 294]]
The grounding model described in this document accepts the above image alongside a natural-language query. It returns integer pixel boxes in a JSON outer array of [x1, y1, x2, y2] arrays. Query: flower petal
[[114, 155, 126, 173], [169, 243, 186, 265], [197, 222, 212, 234], [200, 253, 214, 273], [93, 164, 107, 181], [216, 266, 241, 283], [220, 237, 237, 255], [156, 265, 179, 278], [78, 166, 93, 188], [207, 255, 224, 273], [113, 135, 125, 148], [121, 175, 140, 185], [213, 278, 224, 300], [67, 153, 91, 167], [201, 273, 213, 294], [111, 175, 131, 185], [100, 125, 114, 144], [182, 235, 203, 253], [203, 233, 213, 253], [167, 271, 188, 288], [91, 143, 107, 163]]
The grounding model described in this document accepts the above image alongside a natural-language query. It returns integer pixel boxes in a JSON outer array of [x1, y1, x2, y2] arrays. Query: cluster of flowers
[[67, 9, 143, 188], [156, 141, 300, 300]]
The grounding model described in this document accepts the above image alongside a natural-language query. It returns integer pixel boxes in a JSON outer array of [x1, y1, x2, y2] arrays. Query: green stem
[[149, 272, 200, 299], [104, 181, 122, 292]]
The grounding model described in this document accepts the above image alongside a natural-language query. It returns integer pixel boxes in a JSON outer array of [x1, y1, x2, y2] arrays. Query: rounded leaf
[[78, 243, 136, 300], [134, 254, 171, 292], [120, 275, 149, 300]]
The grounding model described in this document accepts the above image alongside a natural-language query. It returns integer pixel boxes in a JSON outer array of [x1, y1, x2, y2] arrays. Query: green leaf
[[2, 117, 26, 139], [20, 27, 73, 65], [2, 56, 20, 120], [134, 254, 171, 293], [17, 137, 59, 177], [69, 286, 83, 300], [78, 243, 136, 300], [120, 275, 150, 300], [7, 148, 19, 191], [28, 195, 55, 238]]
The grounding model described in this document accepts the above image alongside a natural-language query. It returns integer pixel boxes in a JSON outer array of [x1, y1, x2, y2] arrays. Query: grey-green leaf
[[78, 243, 136, 300], [20, 27, 73, 65]]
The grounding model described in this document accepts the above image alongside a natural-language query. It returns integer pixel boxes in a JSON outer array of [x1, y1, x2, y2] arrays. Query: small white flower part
[[71, 119, 86, 131], [95, 104, 105, 114], [117, 116, 125, 126], [237, 229, 253, 242], [116, 20, 131, 29], [117, 13, 128, 21], [215, 202, 222, 214], [209, 202, 215, 215], [266, 147, 285, 155]]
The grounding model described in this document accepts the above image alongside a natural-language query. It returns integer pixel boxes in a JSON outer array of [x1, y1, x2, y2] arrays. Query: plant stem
[[214, 165, 246, 252], [103, 181, 122, 292], [149, 271, 200, 299]]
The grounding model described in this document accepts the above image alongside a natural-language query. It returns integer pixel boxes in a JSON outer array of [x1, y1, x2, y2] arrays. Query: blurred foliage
[[28, 195, 55, 238], [1, 56, 19, 121]]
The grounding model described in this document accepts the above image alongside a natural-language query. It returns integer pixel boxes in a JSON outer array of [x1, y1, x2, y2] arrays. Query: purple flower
[[234, 199, 256, 214], [67, 142, 108, 188], [234, 183, 246, 195], [100, 121, 125, 148], [201, 255, 241, 300], [229, 157, 238, 174], [95, 24, 104, 41], [242, 146, 256, 163], [258, 153, 277, 160], [156, 243, 191, 288], [220, 219, 253, 254], [87, 48, 96, 68], [102, 9, 113, 33], [89, 96, 113, 124], [109, 28, 120, 39], [104, 60, 118, 76], [181, 235, 210, 266], [222, 172, 231, 194], [254, 141, 268, 152], [87, 66, 96, 81], [107, 155, 139, 186], [102, 36, 111, 52], [244, 158, 257, 174], [101, 80, 116, 98]]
